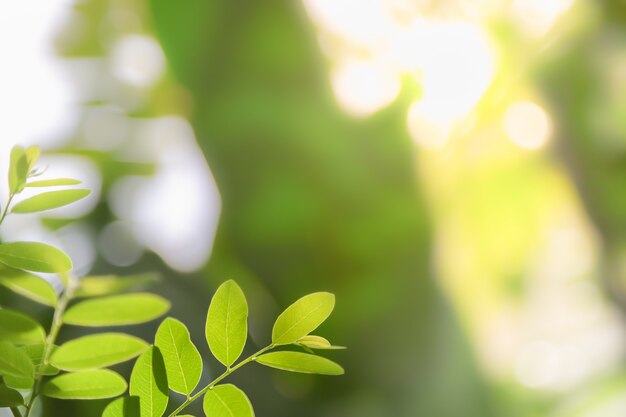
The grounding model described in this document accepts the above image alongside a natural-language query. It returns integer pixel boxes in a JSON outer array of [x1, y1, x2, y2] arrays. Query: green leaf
[[0, 309, 45, 344], [130, 346, 168, 417], [155, 318, 202, 395], [12, 189, 90, 213], [0, 383, 23, 407], [203, 384, 254, 417], [74, 273, 159, 298], [0, 241, 72, 273], [103, 396, 140, 417], [205, 280, 248, 367], [0, 341, 35, 380], [9, 145, 28, 194], [271, 292, 335, 345], [42, 369, 127, 399], [20, 343, 59, 375], [25, 146, 41, 172], [0, 265, 57, 306], [25, 178, 82, 187], [296, 335, 345, 350], [63, 293, 170, 327], [51, 333, 148, 371], [256, 351, 344, 375]]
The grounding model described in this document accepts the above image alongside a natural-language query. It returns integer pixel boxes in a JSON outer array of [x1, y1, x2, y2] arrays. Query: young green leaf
[[296, 335, 345, 350], [12, 189, 90, 213], [130, 346, 168, 417], [8, 145, 28, 194], [21, 343, 59, 375], [256, 351, 344, 375], [271, 292, 335, 345], [206, 280, 248, 367], [0, 309, 46, 344], [25, 178, 82, 187], [63, 293, 170, 326], [25, 146, 41, 172], [51, 333, 148, 371], [155, 318, 202, 395], [74, 273, 159, 298], [0, 266, 57, 306], [203, 384, 254, 417], [0, 383, 23, 407], [0, 341, 35, 380], [42, 369, 127, 399], [0, 241, 72, 273], [103, 396, 140, 417]]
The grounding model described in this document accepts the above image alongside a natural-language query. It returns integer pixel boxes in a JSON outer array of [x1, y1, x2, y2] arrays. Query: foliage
[[0, 145, 343, 417]]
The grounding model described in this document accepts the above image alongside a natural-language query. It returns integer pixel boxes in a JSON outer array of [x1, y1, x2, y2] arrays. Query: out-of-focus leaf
[[296, 335, 345, 350], [42, 369, 127, 399], [51, 333, 148, 371], [63, 293, 170, 326], [21, 344, 59, 375], [272, 292, 335, 345], [74, 273, 160, 298], [130, 346, 168, 417], [203, 384, 254, 417], [8, 145, 28, 194], [256, 351, 344, 375], [0, 341, 35, 381], [0, 241, 72, 273], [0, 309, 45, 344], [12, 189, 90, 213], [25, 146, 40, 172], [0, 383, 23, 407], [26, 178, 81, 187], [155, 318, 202, 395], [0, 266, 57, 306], [103, 396, 141, 417], [205, 280, 248, 367]]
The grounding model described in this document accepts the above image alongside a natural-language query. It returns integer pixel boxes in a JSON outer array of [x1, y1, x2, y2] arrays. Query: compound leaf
[[12, 189, 90, 213], [42, 369, 127, 399], [0, 266, 57, 306], [271, 292, 335, 345], [205, 280, 248, 367], [203, 384, 254, 417], [0, 309, 45, 344], [155, 318, 202, 395], [51, 333, 148, 371], [130, 346, 168, 417], [256, 351, 344, 375], [63, 293, 170, 327], [0, 241, 72, 273]]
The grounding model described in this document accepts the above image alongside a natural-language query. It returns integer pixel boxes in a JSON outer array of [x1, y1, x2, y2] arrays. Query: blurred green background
[[2, 0, 626, 416]]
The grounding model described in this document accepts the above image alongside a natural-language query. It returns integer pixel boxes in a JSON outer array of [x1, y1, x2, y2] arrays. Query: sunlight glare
[[111, 35, 165, 88], [503, 101, 552, 150]]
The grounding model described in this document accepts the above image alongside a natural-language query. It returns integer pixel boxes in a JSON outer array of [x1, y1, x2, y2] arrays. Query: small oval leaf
[[51, 333, 148, 371], [0, 241, 72, 273], [0, 266, 57, 306], [203, 384, 254, 417], [130, 346, 168, 417], [12, 189, 90, 213], [25, 178, 82, 187], [271, 292, 335, 345], [25, 146, 41, 172], [256, 351, 344, 375], [297, 335, 345, 350], [9, 145, 28, 194], [206, 280, 248, 367], [103, 396, 140, 417], [0, 309, 46, 344], [0, 383, 23, 407], [42, 369, 127, 399], [74, 273, 159, 298], [155, 318, 202, 395], [63, 293, 170, 327], [0, 341, 35, 380]]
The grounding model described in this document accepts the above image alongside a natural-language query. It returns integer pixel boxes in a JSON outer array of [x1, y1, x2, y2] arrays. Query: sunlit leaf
[[42, 369, 127, 399], [74, 273, 159, 298], [0, 383, 23, 407], [206, 280, 248, 367], [12, 189, 90, 213], [256, 351, 344, 375], [0, 241, 72, 273], [103, 396, 140, 417], [21, 344, 59, 375], [25, 146, 41, 172], [130, 346, 168, 417], [0, 341, 35, 381], [0, 309, 45, 344], [51, 333, 148, 371], [8, 145, 28, 194], [63, 293, 170, 326], [203, 384, 254, 417], [271, 292, 335, 345], [0, 266, 57, 306], [296, 335, 345, 350], [155, 318, 202, 395], [26, 178, 81, 187]]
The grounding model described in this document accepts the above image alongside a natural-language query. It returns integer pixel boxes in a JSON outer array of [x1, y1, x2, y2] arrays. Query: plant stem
[[167, 344, 275, 417], [0, 193, 14, 226], [10, 407, 22, 417], [23, 275, 77, 417]]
